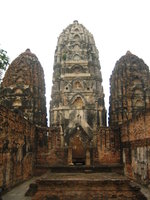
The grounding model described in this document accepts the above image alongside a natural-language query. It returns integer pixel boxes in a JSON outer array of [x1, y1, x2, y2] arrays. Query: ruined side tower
[[0, 49, 47, 126], [109, 51, 150, 126], [50, 21, 106, 149]]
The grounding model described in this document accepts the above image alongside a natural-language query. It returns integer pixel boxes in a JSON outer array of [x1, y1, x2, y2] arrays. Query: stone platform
[[32, 172, 147, 200], [34, 164, 124, 175]]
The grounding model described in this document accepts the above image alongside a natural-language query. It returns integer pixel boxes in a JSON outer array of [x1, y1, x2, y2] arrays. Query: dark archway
[[70, 133, 86, 165]]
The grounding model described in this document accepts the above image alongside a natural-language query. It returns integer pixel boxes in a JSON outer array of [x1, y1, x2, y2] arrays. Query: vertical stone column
[[59, 125, 64, 148], [68, 147, 73, 165], [93, 131, 97, 148], [99, 110, 102, 126], [54, 110, 57, 124], [99, 107, 103, 126], [86, 148, 91, 166]]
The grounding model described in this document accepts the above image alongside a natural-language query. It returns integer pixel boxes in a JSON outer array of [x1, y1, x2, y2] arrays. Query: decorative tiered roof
[[0, 49, 47, 126], [109, 51, 150, 126], [50, 21, 106, 142]]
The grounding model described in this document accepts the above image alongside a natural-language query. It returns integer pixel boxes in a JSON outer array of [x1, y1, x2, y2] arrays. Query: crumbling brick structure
[[0, 49, 47, 127], [0, 49, 47, 190], [109, 51, 150, 126], [121, 111, 150, 185], [0, 21, 150, 197], [109, 51, 150, 186], [0, 105, 35, 190], [49, 20, 116, 166]]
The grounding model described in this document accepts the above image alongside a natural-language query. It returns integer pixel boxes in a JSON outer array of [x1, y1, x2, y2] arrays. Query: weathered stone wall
[[36, 126, 120, 167], [121, 110, 150, 185], [93, 128, 121, 165], [0, 104, 35, 190], [36, 126, 67, 167], [35, 127, 63, 167]]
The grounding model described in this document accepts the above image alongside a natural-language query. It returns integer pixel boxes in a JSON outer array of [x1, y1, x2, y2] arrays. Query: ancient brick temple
[[50, 20, 106, 128], [50, 20, 107, 165], [109, 51, 150, 126], [0, 21, 150, 199], [0, 49, 47, 126]]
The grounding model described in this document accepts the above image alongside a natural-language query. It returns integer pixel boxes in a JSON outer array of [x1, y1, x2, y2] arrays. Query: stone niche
[[67, 129, 91, 166]]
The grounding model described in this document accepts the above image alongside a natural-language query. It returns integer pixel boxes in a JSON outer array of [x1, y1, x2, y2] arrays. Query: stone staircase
[[30, 164, 148, 200]]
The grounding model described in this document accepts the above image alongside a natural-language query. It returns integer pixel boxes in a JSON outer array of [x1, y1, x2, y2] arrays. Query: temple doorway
[[71, 135, 86, 165]]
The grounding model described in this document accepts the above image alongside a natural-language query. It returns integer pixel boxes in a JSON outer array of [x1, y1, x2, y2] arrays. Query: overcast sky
[[1, 0, 150, 118]]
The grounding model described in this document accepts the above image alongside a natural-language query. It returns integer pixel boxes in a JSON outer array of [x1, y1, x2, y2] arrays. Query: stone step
[[35, 164, 124, 175], [32, 172, 147, 200]]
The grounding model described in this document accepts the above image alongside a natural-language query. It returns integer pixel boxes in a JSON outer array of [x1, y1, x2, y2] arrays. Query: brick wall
[[121, 111, 150, 185], [36, 126, 67, 167], [93, 127, 121, 165], [0, 104, 35, 190], [37, 126, 121, 167]]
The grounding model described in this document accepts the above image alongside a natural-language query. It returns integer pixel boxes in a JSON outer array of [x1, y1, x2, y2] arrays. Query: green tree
[[0, 49, 9, 70], [0, 48, 9, 81]]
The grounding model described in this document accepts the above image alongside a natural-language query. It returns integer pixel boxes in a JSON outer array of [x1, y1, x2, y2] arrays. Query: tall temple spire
[[50, 21, 106, 143]]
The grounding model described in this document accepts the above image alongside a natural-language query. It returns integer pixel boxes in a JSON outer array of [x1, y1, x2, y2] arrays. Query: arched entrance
[[70, 135, 86, 165]]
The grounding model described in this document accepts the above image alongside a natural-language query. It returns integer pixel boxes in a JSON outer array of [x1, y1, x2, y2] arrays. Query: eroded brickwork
[[33, 173, 147, 200], [109, 51, 150, 126], [93, 127, 121, 165], [121, 111, 150, 185], [109, 51, 150, 187], [37, 126, 120, 167], [1, 21, 150, 198], [0, 105, 35, 190], [50, 20, 106, 131], [0, 49, 47, 126], [49, 20, 111, 166]]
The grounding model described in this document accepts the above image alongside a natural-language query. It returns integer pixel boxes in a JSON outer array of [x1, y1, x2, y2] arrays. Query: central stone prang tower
[[50, 21, 106, 159]]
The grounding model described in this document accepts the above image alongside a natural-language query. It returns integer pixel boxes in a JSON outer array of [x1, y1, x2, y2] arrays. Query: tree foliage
[[0, 49, 9, 70], [0, 48, 9, 82]]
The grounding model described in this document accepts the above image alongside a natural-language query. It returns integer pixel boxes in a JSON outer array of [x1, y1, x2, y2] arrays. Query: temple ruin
[[0, 21, 150, 199]]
